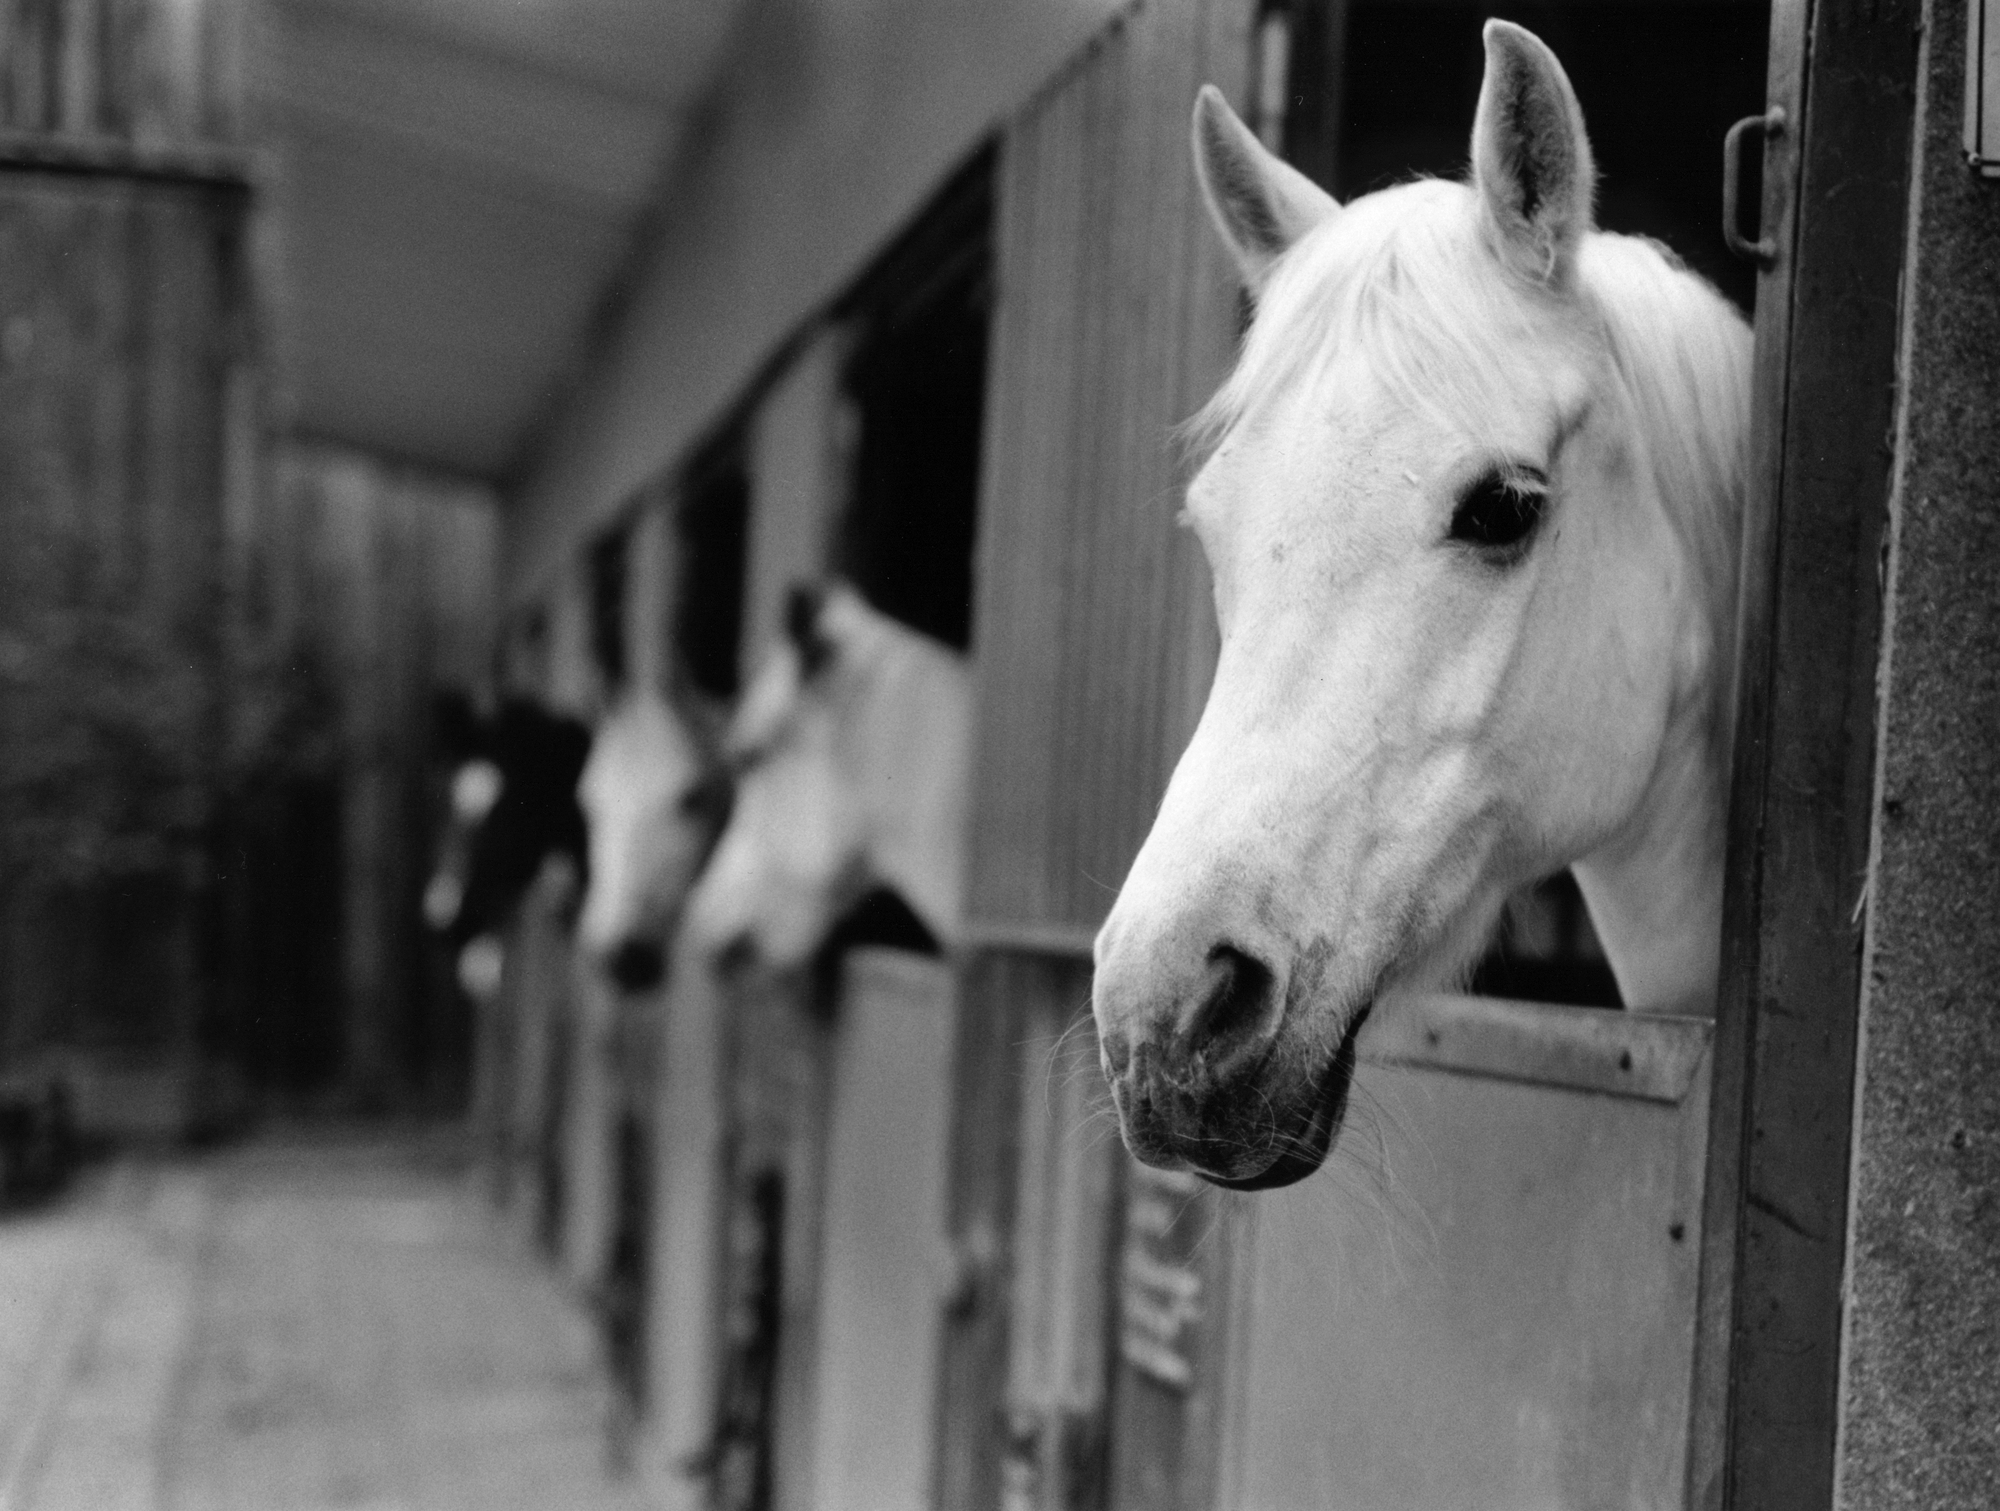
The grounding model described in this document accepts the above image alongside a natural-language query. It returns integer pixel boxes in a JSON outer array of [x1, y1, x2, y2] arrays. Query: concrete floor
[[0, 1128, 655, 1511]]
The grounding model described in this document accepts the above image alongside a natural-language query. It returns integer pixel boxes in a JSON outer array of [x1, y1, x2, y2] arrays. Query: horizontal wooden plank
[[955, 920, 1099, 959], [1362, 993, 1714, 1105], [0, 129, 253, 187]]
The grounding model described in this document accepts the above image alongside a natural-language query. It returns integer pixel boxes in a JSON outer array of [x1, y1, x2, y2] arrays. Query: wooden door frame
[[1687, 0, 1922, 1505]]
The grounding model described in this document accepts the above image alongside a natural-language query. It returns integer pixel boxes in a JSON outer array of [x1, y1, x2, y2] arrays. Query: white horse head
[[577, 686, 725, 992], [685, 580, 972, 977], [1093, 22, 1750, 1189]]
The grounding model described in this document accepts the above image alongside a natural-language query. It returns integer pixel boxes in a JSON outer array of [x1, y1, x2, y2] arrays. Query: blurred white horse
[[576, 687, 728, 992], [1094, 22, 1750, 1189], [685, 581, 972, 975]]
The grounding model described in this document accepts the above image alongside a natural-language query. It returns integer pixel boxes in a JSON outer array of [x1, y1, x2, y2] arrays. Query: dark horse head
[[426, 692, 592, 996]]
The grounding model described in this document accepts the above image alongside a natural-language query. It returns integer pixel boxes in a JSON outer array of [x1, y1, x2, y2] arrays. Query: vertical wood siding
[[259, 443, 499, 1101], [1005, 984, 1124, 1511], [964, 0, 1245, 942], [939, 9, 1251, 1504], [0, 0, 245, 144], [624, 325, 846, 1506]]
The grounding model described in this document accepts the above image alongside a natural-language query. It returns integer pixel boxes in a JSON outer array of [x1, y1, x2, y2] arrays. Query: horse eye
[[1449, 470, 1546, 557]]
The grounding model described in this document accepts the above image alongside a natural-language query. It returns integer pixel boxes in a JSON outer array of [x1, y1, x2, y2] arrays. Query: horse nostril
[[1181, 944, 1279, 1065], [607, 939, 665, 993], [1100, 1028, 1133, 1081]]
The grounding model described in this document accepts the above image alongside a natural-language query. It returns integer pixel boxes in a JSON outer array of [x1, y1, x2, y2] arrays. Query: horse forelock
[[1186, 179, 1530, 459]]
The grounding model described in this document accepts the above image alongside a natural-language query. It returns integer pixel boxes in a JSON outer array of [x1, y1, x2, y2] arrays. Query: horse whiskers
[[1046, 1012, 1104, 1072]]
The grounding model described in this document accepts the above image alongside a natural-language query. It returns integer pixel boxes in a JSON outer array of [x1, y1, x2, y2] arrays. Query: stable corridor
[[0, 1129, 651, 1511]]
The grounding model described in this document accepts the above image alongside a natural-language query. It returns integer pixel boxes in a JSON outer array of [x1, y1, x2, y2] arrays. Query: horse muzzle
[[1093, 903, 1373, 1189], [1104, 1005, 1368, 1190]]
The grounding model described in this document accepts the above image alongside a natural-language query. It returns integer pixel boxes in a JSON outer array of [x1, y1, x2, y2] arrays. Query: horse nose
[[606, 938, 665, 993], [1181, 944, 1281, 1066], [1096, 932, 1284, 1085]]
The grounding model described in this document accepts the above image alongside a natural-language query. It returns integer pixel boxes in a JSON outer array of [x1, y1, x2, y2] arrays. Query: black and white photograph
[[0, 1, 1993, 1508]]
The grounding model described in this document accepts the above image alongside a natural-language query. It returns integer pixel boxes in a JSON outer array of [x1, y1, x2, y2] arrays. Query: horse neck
[[849, 637, 973, 948], [1567, 267, 1746, 1016], [1569, 706, 1727, 1015]]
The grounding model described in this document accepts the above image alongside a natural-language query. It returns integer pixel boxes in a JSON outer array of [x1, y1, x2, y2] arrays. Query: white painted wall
[[502, 0, 1125, 601], [808, 949, 958, 1511]]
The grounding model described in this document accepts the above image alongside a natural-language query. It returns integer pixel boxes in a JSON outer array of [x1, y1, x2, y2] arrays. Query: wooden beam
[[1687, 0, 1922, 1504]]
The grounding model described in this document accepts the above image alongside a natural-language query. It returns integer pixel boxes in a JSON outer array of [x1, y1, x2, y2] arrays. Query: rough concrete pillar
[[1838, 0, 2000, 1501]]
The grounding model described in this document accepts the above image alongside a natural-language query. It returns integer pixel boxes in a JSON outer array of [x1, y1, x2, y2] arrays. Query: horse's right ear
[[1191, 85, 1338, 290], [1470, 21, 1595, 286]]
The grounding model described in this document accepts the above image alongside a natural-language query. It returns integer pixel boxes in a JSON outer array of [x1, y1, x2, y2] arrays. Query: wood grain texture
[[940, 5, 1251, 1506], [932, 948, 1073, 1511], [1689, 0, 1921, 1503], [0, 0, 244, 145], [964, 0, 1245, 938], [256, 443, 499, 1102]]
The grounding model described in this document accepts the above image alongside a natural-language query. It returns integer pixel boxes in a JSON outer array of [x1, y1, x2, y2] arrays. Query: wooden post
[[1832, 4, 2000, 1496], [1688, 0, 1922, 1504]]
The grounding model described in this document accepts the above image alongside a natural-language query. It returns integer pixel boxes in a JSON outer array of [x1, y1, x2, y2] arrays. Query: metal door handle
[[1723, 107, 1787, 266]]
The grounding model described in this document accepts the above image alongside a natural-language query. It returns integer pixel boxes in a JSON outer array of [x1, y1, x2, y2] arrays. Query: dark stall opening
[[1315, 0, 1771, 314], [836, 144, 994, 653], [804, 146, 993, 964], [674, 430, 751, 702], [589, 522, 631, 698], [227, 776, 348, 1096]]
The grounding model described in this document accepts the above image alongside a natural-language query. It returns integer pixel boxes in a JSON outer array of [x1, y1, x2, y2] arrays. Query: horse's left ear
[[1470, 21, 1595, 286], [1192, 85, 1338, 290]]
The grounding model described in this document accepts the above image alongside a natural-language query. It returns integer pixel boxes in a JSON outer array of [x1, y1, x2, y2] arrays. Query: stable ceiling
[[255, 0, 749, 479]]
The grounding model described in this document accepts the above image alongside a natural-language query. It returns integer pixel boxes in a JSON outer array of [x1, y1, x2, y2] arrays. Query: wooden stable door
[[808, 949, 957, 1511], [1216, 1001, 1712, 1509]]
